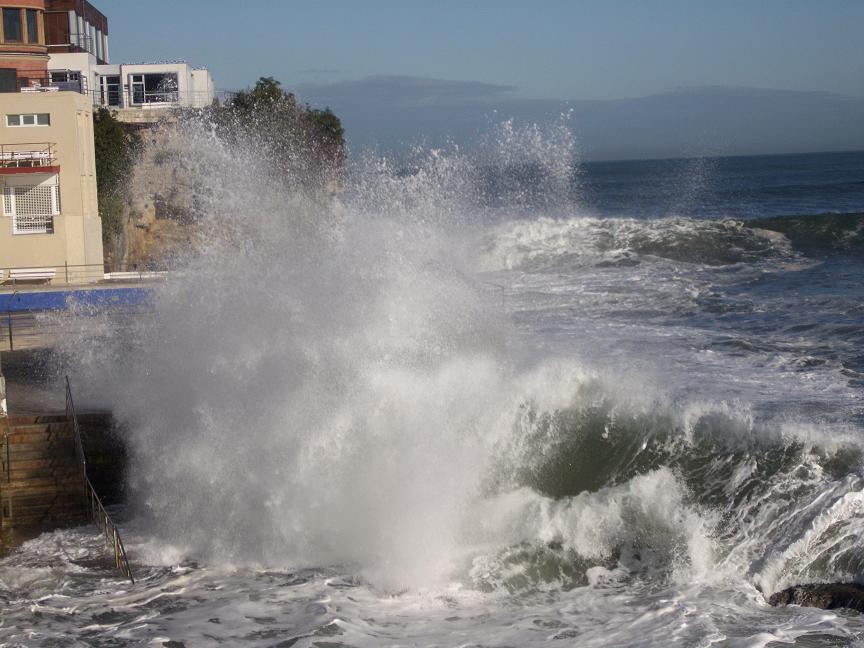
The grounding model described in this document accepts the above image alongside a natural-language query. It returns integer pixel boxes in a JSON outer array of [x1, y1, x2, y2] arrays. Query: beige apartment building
[[0, 90, 103, 283]]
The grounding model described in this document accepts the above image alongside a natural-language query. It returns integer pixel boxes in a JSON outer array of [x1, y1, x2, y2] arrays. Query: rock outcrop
[[769, 583, 864, 612]]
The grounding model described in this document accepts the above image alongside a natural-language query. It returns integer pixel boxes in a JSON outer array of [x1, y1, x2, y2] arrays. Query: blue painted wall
[[0, 287, 154, 312]]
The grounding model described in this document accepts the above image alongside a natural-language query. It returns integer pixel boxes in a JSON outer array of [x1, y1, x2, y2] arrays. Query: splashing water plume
[[58, 118, 586, 590]]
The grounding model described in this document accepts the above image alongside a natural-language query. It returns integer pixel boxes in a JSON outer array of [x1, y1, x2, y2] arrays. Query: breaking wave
[[482, 211, 863, 273], [48, 119, 864, 599], [482, 216, 794, 271], [748, 212, 864, 255], [5, 118, 863, 647]]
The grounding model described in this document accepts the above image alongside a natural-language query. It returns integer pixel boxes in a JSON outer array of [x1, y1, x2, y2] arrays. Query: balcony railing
[[96, 89, 216, 109], [10, 74, 217, 110], [17, 76, 84, 94], [129, 90, 180, 106], [0, 143, 57, 171]]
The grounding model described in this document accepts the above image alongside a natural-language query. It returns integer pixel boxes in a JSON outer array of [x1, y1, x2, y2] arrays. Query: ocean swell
[[481, 216, 796, 272]]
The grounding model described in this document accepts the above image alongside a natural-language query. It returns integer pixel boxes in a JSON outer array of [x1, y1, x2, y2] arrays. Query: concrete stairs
[[1, 415, 88, 536]]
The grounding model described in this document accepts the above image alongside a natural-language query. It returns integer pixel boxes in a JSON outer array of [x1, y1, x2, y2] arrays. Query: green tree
[[209, 77, 344, 188]]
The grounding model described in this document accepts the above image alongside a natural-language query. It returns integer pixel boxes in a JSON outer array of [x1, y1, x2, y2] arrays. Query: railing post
[[0, 352, 6, 418]]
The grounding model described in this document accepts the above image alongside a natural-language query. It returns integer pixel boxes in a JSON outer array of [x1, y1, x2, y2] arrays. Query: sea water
[[1, 122, 863, 647]]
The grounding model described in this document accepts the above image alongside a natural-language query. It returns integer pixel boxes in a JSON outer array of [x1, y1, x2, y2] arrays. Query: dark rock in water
[[769, 583, 864, 612]]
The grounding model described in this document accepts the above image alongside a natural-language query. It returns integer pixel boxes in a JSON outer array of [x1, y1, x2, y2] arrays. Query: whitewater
[[1, 123, 863, 647]]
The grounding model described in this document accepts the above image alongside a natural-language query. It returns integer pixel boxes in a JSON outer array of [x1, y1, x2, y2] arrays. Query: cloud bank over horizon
[[293, 76, 864, 161]]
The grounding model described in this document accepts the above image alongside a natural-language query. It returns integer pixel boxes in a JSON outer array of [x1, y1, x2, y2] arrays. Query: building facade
[[49, 54, 216, 122], [0, 0, 215, 282], [4, 0, 214, 120], [44, 0, 108, 63], [0, 90, 103, 282], [0, 0, 49, 91]]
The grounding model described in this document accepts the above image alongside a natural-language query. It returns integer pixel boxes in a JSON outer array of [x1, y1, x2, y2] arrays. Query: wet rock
[[769, 583, 864, 612]]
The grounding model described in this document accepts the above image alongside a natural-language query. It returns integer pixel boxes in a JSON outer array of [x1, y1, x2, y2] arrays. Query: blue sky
[[98, 0, 864, 158]]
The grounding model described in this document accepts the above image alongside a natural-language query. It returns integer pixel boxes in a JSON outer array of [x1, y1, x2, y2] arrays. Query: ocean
[[1, 135, 863, 647]]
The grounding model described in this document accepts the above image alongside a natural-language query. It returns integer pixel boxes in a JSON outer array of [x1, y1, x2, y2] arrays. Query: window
[[6, 113, 50, 127], [3, 184, 60, 234], [49, 70, 79, 84], [130, 72, 179, 105], [26, 9, 38, 44], [99, 74, 121, 107], [3, 8, 22, 42], [49, 70, 82, 92]]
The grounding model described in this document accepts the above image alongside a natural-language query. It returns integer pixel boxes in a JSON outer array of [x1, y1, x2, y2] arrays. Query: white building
[[38, 1, 214, 119], [48, 51, 215, 119]]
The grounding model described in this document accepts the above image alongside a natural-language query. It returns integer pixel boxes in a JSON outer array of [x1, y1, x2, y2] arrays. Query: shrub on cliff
[[93, 107, 140, 251], [208, 77, 344, 190]]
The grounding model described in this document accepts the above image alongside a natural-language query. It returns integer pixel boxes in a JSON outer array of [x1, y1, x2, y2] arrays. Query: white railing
[[0, 143, 56, 169], [0, 263, 170, 286], [131, 90, 180, 106], [93, 89, 215, 110]]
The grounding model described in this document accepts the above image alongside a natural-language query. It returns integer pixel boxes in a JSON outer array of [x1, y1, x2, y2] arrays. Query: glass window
[[99, 75, 121, 106], [3, 8, 22, 42], [130, 72, 180, 105], [26, 9, 38, 44], [6, 113, 50, 127]]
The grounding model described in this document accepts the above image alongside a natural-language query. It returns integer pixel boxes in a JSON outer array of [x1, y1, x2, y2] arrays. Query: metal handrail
[[65, 376, 134, 582], [92, 88, 216, 110], [1, 262, 171, 272], [18, 78, 84, 93], [2, 427, 8, 483], [0, 262, 171, 286]]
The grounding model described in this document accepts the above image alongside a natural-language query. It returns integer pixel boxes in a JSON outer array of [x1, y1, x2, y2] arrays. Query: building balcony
[[0, 143, 59, 175], [17, 74, 85, 94]]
